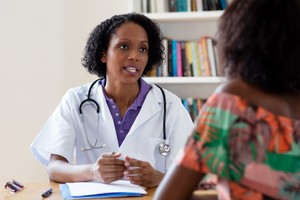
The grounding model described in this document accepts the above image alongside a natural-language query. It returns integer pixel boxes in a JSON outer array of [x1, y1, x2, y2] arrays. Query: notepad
[[59, 180, 147, 199]]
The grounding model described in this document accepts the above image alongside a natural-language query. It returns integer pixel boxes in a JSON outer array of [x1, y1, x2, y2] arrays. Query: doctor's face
[[104, 22, 149, 85]]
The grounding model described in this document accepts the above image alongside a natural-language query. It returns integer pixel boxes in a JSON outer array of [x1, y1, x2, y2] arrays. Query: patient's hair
[[217, 0, 300, 93]]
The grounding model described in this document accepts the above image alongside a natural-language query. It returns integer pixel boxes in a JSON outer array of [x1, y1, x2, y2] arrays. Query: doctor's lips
[[124, 66, 138, 73]]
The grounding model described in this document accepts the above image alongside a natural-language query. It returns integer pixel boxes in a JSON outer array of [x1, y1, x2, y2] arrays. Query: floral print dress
[[179, 92, 300, 200]]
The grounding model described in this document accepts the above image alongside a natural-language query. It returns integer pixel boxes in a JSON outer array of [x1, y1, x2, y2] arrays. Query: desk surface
[[1, 182, 156, 200], [1, 182, 217, 200]]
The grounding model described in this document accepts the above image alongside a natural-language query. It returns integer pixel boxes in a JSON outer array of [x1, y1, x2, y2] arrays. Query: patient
[[154, 0, 300, 199]]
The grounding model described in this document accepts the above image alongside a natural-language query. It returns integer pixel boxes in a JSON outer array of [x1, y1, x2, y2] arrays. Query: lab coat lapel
[[94, 85, 119, 148], [128, 90, 161, 135]]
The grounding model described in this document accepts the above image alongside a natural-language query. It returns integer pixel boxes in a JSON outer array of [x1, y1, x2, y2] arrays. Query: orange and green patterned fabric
[[180, 92, 300, 200]]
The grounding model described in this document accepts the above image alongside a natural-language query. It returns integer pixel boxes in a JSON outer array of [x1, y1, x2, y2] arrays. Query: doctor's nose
[[128, 50, 140, 61]]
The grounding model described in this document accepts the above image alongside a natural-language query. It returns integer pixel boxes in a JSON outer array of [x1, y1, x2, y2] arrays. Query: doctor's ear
[[101, 53, 106, 63]]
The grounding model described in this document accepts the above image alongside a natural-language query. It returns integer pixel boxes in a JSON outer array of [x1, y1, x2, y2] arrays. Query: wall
[[0, 0, 133, 184]]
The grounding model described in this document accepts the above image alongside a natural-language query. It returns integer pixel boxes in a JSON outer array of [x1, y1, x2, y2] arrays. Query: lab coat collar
[[86, 80, 165, 144], [127, 85, 162, 136]]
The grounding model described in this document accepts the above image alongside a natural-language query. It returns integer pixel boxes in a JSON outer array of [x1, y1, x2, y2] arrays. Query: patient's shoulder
[[215, 79, 255, 97], [215, 78, 300, 120]]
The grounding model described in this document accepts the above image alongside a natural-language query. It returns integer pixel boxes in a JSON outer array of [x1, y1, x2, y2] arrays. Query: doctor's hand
[[123, 156, 164, 188], [92, 152, 126, 183]]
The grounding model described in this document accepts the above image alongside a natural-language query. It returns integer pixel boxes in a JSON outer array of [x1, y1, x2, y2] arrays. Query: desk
[[1, 182, 217, 200], [0, 182, 155, 200]]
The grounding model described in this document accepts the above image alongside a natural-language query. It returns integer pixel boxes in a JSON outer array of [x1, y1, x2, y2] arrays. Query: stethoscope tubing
[[79, 79, 169, 155], [79, 79, 101, 114], [155, 84, 166, 141]]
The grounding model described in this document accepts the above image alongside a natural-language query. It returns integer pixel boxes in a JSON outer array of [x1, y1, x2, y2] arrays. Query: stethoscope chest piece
[[159, 142, 170, 156]]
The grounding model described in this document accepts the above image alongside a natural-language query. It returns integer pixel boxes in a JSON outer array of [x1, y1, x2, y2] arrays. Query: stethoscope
[[79, 79, 170, 156], [79, 79, 106, 152]]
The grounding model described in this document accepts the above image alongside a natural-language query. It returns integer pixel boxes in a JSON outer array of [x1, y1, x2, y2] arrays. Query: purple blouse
[[100, 79, 152, 146]]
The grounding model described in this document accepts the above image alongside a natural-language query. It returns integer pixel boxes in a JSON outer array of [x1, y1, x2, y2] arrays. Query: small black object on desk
[[41, 188, 53, 198], [4, 179, 24, 193]]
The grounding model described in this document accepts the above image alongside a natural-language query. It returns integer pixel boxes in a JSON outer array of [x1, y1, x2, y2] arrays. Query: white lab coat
[[31, 79, 194, 173]]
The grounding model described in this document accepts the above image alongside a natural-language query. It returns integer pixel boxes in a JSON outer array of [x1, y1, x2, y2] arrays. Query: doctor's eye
[[139, 47, 148, 53], [119, 44, 129, 50]]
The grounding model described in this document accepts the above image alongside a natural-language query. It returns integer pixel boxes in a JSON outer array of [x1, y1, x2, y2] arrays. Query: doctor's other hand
[[123, 156, 164, 188], [93, 152, 126, 183]]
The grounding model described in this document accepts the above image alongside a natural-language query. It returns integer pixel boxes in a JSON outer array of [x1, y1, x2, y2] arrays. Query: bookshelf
[[130, 0, 225, 99], [144, 76, 225, 98], [146, 11, 220, 40]]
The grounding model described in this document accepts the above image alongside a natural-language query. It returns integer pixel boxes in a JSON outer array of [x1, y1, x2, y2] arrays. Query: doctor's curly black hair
[[81, 12, 164, 78]]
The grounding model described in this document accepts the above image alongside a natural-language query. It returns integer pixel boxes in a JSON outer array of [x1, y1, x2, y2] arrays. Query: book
[[202, 0, 209, 10], [132, 0, 142, 13], [194, 41, 203, 77], [196, 0, 203, 11], [182, 98, 189, 111], [176, 0, 188, 12], [185, 41, 193, 77], [214, 0, 222, 10], [176, 41, 183, 76], [141, 0, 148, 13], [191, 0, 197, 11], [192, 98, 199, 121], [146, 0, 151, 12], [181, 40, 189, 77], [219, 0, 228, 9], [191, 41, 199, 77], [146, 68, 156, 77], [172, 39, 178, 76], [197, 98, 204, 112], [206, 37, 217, 76], [150, 0, 157, 13], [207, 0, 217, 10], [187, 0, 192, 12], [199, 36, 211, 76], [59, 180, 147, 200], [186, 97, 194, 119], [156, 0, 169, 13], [167, 39, 173, 76], [169, 0, 176, 12], [227, 0, 233, 5], [162, 38, 169, 76]]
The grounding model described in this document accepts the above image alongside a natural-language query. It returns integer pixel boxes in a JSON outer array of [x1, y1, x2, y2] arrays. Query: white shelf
[[144, 77, 225, 98], [144, 11, 222, 41], [145, 11, 223, 22]]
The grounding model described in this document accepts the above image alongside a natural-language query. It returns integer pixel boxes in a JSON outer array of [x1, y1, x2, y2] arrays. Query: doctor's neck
[[104, 81, 139, 115]]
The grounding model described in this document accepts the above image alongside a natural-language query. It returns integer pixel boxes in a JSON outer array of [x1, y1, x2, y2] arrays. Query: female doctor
[[30, 12, 194, 188]]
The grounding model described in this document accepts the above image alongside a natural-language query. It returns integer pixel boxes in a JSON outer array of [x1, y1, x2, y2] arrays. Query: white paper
[[66, 180, 147, 197]]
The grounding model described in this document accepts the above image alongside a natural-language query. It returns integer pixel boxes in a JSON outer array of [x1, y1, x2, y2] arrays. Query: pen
[[4, 180, 24, 193], [11, 179, 24, 189], [41, 188, 52, 198]]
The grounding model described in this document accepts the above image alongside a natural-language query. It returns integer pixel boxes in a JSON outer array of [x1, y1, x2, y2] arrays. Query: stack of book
[[138, 0, 232, 13], [149, 36, 223, 78], [182, 98, 206, 121]]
